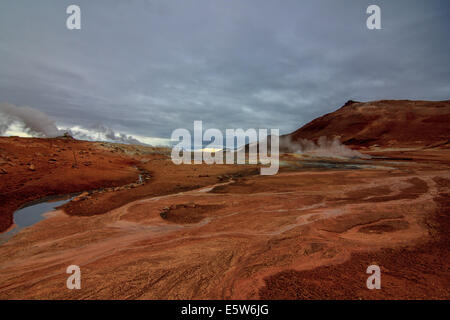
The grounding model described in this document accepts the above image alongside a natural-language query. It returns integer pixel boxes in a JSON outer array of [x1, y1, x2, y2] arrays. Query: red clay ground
[[259, 175, 450, 300], [0, 137, 255, 232], [0, 137, 139, 232], [0, 138, 448, 299]]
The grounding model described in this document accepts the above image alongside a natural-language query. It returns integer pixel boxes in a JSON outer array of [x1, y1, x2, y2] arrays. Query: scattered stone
[[28, 164, 36, 171], [72, 191, 90, 202], [0, 168, 7, 174]]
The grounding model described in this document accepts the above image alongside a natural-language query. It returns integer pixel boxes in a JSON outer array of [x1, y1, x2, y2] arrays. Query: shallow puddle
[[0, 195, 76, 245]]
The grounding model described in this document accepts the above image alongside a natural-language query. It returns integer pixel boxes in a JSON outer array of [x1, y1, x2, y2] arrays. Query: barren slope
[[285, 100, 450, 149]]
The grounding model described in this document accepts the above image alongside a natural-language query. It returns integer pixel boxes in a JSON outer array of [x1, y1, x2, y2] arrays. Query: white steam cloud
[[280, 136, 370, 159], [0, 102, 146, 145], [65, 123, 145, 145], [0, 102, 61, 137]]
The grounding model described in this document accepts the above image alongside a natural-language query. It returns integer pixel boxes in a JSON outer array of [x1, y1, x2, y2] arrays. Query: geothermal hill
[[285, 100, 450, 148]]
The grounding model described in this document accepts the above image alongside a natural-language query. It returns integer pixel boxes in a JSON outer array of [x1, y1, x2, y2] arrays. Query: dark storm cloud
[[0, 0, 449, 141]]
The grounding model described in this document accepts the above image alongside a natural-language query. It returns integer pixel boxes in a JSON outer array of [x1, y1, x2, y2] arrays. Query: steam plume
[[66, 123, 145, 145], [0, 102, 61, 137], [280, 135, 370, 159], [0, 102, 146, 145]]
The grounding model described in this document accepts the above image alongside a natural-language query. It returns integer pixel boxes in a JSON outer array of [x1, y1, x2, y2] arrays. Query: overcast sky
[[0, 0, 449, 143]]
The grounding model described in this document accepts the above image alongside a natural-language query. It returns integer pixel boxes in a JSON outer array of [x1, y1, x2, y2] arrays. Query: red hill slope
[[286, 100, 450, 148]]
